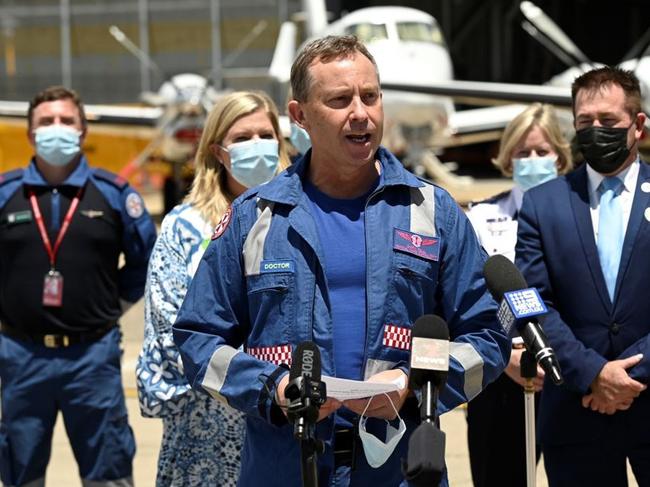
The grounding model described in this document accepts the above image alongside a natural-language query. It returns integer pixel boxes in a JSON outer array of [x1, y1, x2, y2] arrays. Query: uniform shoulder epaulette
[[469, 189, 511, 208], [92, 168, 128, 189], [0, 168, 23, 186]]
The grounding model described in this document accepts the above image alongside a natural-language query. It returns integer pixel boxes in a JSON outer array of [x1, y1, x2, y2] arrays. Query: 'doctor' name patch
[[260, 260, 295, 273]]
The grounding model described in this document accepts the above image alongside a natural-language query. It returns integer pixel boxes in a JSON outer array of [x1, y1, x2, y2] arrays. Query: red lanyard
[[29, 187, 83, 269]]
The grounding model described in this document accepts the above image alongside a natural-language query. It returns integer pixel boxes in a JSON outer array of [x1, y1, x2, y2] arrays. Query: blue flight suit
[[0, 157, 156, 486], [174, 147, 510, 486]]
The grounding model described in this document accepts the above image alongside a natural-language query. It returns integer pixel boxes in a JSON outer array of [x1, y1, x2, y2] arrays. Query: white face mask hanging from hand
[[357, 394, 406, 468]]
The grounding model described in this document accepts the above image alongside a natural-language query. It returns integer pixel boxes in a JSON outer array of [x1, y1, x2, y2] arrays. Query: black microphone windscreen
[[410, 315, 450, 389], [483, 254, 528, 301], [412, 315, 450, 341], [289, 341, 322, 382]]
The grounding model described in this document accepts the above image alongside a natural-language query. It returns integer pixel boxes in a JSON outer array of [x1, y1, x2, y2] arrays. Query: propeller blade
[[521, 20, 577, 68], [520, 1, 592, 67]]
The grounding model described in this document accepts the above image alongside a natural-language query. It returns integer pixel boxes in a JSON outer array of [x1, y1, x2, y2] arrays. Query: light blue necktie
[[597, 177, 625, 300]]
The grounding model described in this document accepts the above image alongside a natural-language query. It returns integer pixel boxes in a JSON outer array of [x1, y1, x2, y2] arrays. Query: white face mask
[[357, 394, 406, 468]]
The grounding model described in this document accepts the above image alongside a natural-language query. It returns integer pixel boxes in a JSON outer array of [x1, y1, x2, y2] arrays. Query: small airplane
[[270, 0, 475, 186]]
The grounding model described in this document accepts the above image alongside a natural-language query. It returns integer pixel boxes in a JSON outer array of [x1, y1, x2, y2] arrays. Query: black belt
[[333, 427, 358, 469], [0, 323, 116, 348]]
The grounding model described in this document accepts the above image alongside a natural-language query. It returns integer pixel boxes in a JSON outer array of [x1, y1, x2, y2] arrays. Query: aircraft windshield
[[396, 22, 446, 46], [344, 23, 388, 43]]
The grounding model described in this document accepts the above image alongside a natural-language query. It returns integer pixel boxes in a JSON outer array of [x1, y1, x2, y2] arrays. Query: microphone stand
[[421, 381, 438, 424], [520, 350, 537, 487], [286, 376, 326, 487]]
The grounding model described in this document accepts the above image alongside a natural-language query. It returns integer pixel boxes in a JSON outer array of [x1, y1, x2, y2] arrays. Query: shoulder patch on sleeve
[[92, 168, 128, 189], [212, 206, 233, 240], [0, 169, 23, 186], [125, 192, 145, 219]]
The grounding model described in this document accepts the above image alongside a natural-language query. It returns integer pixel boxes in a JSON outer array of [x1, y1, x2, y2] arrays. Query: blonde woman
[[466, 103, 572, 487], [136, 91, 290, 486]]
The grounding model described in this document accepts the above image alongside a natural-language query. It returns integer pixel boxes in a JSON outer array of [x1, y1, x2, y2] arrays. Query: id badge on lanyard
[[29, 187, 83, 307]]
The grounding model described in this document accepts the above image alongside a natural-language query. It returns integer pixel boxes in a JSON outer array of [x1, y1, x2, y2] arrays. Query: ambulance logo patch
[[246, 344, 293, 366], [382, 324, 411, 351], [125, 193, 144, 218], [212, 206, 233, 240], [394, 229, 440, 261]]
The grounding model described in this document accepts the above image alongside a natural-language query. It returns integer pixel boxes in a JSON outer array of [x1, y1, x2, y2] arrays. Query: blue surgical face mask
[[357, 394, 406, 468], [512, 156, 558, 192], [289, 123, 311, 155], [34, 124, 81, 167], [225, 138, 280, 188]]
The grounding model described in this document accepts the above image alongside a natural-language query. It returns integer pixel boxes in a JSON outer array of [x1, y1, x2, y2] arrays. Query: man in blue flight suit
[[516, 66, 650, 486], [0, 86, 156, 486], [173, 35, 509, 487]]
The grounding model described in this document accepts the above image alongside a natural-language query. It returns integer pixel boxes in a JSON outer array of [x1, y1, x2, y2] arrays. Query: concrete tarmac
[[44, 188, 638, 486]]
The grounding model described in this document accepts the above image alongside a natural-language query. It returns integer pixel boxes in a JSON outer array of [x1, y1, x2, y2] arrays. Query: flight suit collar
[[23, 155, 91, 188], [256, 146, 424, 207]]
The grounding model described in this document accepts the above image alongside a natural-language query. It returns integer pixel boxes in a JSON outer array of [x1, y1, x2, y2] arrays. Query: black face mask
[[576, 124, 634, 174]]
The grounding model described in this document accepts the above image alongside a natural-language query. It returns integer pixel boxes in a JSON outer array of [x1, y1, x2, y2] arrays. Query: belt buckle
[[43, 334, 69, 348]]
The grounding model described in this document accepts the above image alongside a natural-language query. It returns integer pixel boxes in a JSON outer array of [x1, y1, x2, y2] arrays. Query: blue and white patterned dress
[[136, 203, 245, 487]]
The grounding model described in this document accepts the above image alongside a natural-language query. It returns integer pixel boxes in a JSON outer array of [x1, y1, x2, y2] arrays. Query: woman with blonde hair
[[466, 102, 572, 487], [136, 90, 290, 486]]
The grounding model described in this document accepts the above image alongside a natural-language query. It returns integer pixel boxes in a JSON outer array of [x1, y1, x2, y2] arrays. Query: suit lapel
[[568, 166, 612, 311], [614, 161, 650, 302]]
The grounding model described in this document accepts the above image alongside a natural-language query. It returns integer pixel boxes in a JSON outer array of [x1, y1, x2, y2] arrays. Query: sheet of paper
[[321, 374, 406, 401]]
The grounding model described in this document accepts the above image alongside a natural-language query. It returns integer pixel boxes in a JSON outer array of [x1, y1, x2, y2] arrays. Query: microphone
[[483, 254, 563, 385], [409, 315, 450, 423], [284, 342, 327, 487], [284, 341, 327, 439], [403, 315, 449, 487]]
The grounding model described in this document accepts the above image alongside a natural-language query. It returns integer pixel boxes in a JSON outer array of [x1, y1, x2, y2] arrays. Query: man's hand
[[342, 369, 410, 420], [504, 347, 545, 391], [581, 394, 633, 415], [581, 354, 646, 414], [275, 373, 342, 422]]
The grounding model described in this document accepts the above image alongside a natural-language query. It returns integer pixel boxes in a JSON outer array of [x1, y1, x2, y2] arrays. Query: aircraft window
[[396, 22, 445, 46], [344, 23, 388, 43]]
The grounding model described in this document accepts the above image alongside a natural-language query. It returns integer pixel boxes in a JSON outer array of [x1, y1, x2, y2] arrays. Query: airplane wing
[[0, 100, 162, 126], [381, 79, 572, 107], [379, 79, 573, 146]]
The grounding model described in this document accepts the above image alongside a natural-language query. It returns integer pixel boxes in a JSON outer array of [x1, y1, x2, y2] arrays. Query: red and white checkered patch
[[382, 324, 411, 351], [212, 206, 233, 240], [246, 344, 293, 366]]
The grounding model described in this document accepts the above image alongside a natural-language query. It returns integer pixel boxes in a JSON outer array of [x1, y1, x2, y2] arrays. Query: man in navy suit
[[516, 66, 650, 486]]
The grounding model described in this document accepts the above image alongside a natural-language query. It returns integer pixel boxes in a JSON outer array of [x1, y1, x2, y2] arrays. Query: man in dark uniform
[[0, 86, 156, 487]]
